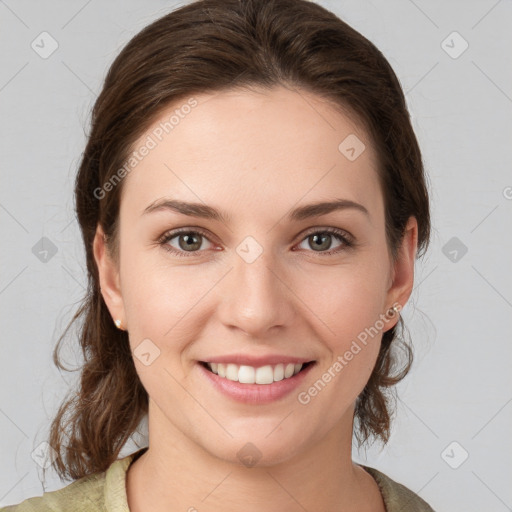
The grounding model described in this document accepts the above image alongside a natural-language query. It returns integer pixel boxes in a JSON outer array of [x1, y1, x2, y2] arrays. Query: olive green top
[[1, 447, 435, 511]]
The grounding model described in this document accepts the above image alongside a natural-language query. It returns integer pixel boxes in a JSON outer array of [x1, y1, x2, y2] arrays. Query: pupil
[[180, 233, 200, 251], [311, 233, 330, 251]]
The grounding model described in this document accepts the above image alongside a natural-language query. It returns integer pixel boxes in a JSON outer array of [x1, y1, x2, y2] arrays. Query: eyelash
[[156, 227, 355, 258]]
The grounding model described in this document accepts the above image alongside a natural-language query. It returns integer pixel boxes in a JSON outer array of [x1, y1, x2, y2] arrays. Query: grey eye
[[298, 232, 344, 252]]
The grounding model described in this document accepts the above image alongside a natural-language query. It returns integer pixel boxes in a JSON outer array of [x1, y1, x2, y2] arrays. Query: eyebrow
[[142, 197, 369, 223]]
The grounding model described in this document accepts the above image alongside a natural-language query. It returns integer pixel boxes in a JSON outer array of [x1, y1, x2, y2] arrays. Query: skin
[[94, 85, 418, 512]]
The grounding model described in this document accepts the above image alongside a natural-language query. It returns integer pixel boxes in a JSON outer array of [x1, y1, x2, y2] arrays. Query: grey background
[[1, 0, 511, 510]]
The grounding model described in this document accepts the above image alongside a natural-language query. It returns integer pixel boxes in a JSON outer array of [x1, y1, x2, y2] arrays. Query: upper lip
[[200, 354, 316, 367]]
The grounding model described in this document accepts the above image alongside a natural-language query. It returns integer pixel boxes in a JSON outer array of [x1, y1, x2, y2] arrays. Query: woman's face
[[95, 85, 417, 465]]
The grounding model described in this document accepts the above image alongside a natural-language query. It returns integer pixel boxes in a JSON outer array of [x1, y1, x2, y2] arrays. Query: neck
[[126, 400, 384, 512]]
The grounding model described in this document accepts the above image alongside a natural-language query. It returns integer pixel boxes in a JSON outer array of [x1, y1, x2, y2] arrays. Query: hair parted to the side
[[46, 0, 430, 482]]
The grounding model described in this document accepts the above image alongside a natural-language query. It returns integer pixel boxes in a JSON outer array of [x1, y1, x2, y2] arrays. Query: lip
[[199, 354, 314, 366], [197, 360, 316, 405]]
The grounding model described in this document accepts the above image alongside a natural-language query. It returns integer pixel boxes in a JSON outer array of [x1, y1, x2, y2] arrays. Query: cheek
[[122, 250, 389, 339], [120, 260, 215, 406], [294, 268, 385, 420], [291, 259, 389, 404], [294, 261, 389, 343], [120, 251, 219, 353]]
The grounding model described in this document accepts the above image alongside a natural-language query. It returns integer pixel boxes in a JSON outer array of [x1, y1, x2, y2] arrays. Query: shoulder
[[361, 465, 436, 512], [0, 448, 145, 512], [0, 472, 105, 512]]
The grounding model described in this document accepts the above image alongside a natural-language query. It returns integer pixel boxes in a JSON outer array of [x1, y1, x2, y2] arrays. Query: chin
[[196, 427, 310, 469]]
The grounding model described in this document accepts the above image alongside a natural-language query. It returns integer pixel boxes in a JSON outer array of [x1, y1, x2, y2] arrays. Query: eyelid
[[157, 225, 356, 257], [157, 226, 213, 243], [156, 226, 217, 254], [299, 226, 354, 245]]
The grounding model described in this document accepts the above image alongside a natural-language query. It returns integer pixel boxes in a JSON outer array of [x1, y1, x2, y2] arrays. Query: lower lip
[[197, 362, 316, 405]]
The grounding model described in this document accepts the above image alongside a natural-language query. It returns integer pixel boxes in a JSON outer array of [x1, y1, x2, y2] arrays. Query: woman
[[3, 0, 435, 510]]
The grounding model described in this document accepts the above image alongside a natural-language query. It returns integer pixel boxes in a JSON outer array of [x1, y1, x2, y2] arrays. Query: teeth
[[226, 364, 238, 381], [273, 363, 284, 381], [206, 362, 304, 384]]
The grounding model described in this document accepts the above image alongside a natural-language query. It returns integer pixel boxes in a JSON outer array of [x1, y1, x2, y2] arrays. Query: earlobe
[[93, 224, 126, 327], [385, 217, 418, 328]]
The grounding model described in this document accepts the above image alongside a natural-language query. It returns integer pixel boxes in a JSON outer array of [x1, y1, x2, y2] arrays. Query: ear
[[384, 216, 418, 330], [93, 224, 126, 329]]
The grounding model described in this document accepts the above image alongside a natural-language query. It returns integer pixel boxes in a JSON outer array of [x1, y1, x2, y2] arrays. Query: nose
[[218, 242, 295, 339]]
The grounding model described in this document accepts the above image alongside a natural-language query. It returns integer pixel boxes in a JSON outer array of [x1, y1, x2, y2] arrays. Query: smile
[[197, 356, 317, 404], [202, 361, 314, 384]]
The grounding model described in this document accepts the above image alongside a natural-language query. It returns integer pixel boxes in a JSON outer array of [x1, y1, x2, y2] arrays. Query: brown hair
[[47, 0, 430, 482]]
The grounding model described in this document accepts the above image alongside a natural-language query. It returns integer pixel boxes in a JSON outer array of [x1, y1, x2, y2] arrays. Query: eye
[[295, 228, 354, 256], [158, 228, 215, 257], [157, 226, 355, 258]]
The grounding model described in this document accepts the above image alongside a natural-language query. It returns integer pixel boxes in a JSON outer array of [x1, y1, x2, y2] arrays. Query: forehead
[[119, 85, 383, 224]]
